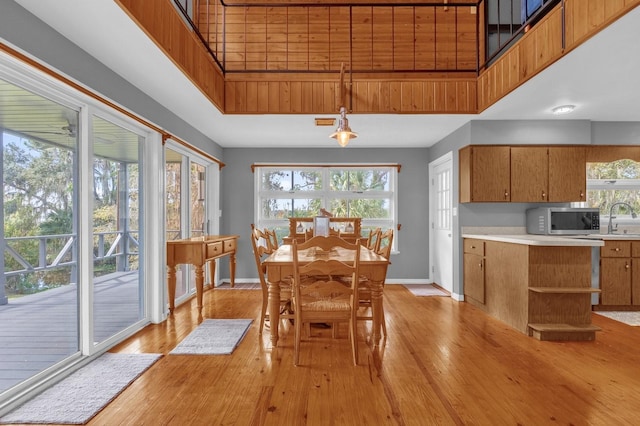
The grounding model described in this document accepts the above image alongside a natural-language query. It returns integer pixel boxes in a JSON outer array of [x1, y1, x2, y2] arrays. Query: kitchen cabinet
[[548, 146, 586, 202], [460, 145, 587, 203], [599, 240, 640, 306], [459, 145, 510, 202], [463, 237, 600, 341], [511, 146, 548, 202], [463, 239, 485, 304]]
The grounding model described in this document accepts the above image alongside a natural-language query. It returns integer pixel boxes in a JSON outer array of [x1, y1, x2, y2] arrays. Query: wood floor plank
[[39, 284, 639, 425]]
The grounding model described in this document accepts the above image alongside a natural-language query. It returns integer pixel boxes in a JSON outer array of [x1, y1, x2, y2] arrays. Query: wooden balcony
[[0, 271, 141, 394]]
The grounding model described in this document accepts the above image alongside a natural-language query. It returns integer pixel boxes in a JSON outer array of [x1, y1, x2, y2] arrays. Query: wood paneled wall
[[118, 0, 639, 117], [225, 74, 477, 114], [478, 0, 640, 112], [116, 0, 225, 111], [198, 4, 478, 73]]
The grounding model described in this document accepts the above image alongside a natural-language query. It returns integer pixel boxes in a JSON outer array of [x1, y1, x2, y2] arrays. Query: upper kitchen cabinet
[[548, 146, 586, 202], [459, 145, 511, 203], [460, 145, 588, 203], [511, 146, 587, 202], [511, 146, 549, 202]]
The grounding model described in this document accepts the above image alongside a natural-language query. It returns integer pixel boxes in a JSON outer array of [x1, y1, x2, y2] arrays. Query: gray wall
[[1, 0, 223, 159], [428, 119, 640, 296], [220, 148, 431, 280]]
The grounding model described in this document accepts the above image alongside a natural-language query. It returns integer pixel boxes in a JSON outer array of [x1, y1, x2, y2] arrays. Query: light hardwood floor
[[54, 285, 640, 425]]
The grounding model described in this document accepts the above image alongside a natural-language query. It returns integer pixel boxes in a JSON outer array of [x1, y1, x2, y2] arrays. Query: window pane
[[330, 170, 390, 191], [261, 198, 322, 219], [1, 79, 79, 394], [261, 170, 322, 191], [587, 160, 640, 215], [92, 115, 143, 346], [329, 199, 390, 218]]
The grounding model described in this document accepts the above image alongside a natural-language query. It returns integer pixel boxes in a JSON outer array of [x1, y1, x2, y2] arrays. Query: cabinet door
[[511, 147, 548, 202], [600, 258, 631, 305], [633, 258, 640, 306], [548, 146, 586, 202], [464, 253, 485, 303], [459, 145, 510, 202]]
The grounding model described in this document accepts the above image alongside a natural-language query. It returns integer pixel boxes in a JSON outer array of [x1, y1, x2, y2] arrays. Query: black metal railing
[[479, 0, 561, 70], [173, 0, 559, 76]]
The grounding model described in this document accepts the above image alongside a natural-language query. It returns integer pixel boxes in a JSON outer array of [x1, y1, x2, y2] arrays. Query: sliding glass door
[[91, 116, 145, 346], [0, 80, 80, 393], [0, 56, 157, 402], [165, 144, 216, 306]]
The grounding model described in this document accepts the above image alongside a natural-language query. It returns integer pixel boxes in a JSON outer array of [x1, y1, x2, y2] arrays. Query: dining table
[[262, 243, 390, 347]]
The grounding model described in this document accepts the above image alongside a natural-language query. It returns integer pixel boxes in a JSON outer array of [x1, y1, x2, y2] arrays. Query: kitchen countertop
[[462, 233, 605, 246]]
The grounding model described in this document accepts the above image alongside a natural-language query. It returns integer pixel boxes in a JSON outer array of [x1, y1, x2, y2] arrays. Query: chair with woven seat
[[251, 226, 293, 334], [291, 236, 361, 366], [358, 228, 393, 337]]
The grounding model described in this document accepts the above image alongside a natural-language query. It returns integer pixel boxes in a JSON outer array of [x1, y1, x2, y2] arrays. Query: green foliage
[[3, 134, 138, 295], [587, 160, 640, 214]]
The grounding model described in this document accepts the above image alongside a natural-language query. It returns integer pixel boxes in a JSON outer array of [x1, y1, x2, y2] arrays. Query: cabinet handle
[[542, 191, 546, 199], [504, 190, 509, 198], [580, 191, 585, 198], [471, 245, 476, 249], [615, 247, 621, 252], [625, 263, 630, 269]]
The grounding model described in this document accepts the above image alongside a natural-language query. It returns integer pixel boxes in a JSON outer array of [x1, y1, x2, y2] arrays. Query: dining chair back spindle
[[359, 228, 393, 337], [366, 228, 382, 250], [292, 236, 361, 366]]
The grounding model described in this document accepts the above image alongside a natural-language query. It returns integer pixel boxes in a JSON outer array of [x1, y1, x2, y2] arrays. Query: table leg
[[167, 264, 177, 314], [230, 252, 237, 288], [369, 279, 384, 345], [195, 264, 205, 314], [268, 280, 281, 346], [208, 259, 216, 287]]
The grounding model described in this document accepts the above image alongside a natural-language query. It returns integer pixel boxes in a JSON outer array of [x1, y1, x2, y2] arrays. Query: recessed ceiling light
[[552, 104, 576, 115]]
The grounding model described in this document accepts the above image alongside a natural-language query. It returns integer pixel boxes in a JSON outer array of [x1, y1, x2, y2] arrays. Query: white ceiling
[[12, 0, 640, 148]]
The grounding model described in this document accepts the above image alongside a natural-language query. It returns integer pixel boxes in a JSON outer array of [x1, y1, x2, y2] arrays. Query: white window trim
[[254, 164, 398, 249]]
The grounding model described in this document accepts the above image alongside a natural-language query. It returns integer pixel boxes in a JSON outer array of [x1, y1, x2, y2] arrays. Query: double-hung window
[[254, 164, 397, 248], [586, 159, 640, 232]]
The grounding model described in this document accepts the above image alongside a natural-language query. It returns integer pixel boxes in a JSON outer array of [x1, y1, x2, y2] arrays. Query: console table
[[166, 235, 239, 314]]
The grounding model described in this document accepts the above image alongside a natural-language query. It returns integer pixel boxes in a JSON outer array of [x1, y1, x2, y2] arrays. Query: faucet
[[607, 202, 638, 234]]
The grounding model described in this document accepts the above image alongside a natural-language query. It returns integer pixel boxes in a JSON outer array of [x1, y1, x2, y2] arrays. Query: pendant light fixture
[[330, 63, 357, 147], [330, 106, 357, 147]]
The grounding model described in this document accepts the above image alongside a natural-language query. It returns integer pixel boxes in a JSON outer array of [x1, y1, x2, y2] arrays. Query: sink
[[600, 233, 640, 239]]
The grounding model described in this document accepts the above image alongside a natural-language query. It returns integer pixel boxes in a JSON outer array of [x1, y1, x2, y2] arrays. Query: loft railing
[[174, 0, 482, 74], [479, 0, 561, 70], [173, 0, 559, 75]]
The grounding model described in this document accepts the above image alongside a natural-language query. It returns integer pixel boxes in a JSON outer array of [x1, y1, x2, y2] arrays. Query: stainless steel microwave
[[526, 207, 601, 235]]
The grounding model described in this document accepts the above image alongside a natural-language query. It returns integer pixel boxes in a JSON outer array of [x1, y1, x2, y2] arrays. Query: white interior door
[[429, 152, 453, 292]]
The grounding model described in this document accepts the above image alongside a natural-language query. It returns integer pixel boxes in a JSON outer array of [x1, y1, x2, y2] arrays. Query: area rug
[[593, 311, 640, 326], [170, 319, 252, 355], [0, 353, 161, 425], [403, 284, 449, 297]]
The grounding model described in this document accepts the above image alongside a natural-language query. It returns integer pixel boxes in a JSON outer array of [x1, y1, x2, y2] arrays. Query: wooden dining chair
[[304, 228, 314, 241], [366, 228, 382, 250], [291, 236, 361, 366], [251, 226, 293, 334], [358, 228, 394, 337], [264, 227, 279, 251]]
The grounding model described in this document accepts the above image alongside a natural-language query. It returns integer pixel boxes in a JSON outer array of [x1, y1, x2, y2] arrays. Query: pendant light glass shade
[[330, 106, 357, 147]]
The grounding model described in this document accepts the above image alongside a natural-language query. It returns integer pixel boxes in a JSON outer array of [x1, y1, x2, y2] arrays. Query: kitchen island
[[462, 232, 604, 341]]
